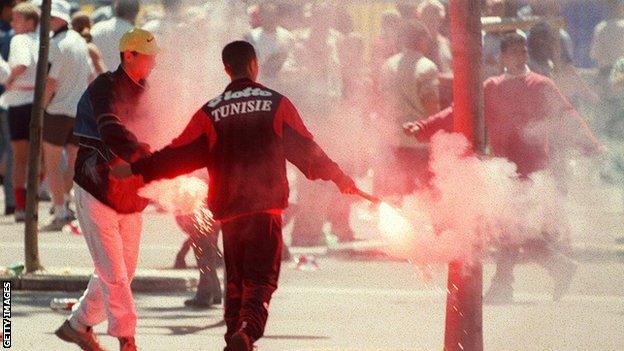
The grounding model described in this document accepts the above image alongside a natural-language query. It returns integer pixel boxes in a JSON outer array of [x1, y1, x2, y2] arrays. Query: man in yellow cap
[[54, 28, 159, 351]]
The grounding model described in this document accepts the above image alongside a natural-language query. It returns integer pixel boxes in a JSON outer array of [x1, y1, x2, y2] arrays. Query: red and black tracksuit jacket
[[131, 78, 351, 221]]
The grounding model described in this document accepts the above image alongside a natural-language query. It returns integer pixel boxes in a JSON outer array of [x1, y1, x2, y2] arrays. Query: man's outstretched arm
[[129, 135, 210, 182], [111, 108, 216, 181], [403, 106, 454, 142], [276, 97, 356, 194]]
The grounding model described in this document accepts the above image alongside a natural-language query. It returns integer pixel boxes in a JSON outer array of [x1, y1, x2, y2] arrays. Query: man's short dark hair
[[527, 21, 557, 64], [500, 32, 527, 53], [115, 0, 140, 22], [222, 41, 257, 76]]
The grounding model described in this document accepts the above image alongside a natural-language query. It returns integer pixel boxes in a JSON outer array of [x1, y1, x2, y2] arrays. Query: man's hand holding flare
[[402, 121, 421, 136]]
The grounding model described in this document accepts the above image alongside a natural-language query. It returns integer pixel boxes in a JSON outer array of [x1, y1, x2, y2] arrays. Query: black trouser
[[222, 213, 282, 343]]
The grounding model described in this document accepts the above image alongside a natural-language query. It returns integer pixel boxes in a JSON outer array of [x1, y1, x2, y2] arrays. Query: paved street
[[6, 258, 624, 351], [1, 187, 624, 350]]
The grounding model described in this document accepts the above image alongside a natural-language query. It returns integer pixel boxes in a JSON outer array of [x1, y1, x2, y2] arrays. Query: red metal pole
[[444, 1, 484, 350]]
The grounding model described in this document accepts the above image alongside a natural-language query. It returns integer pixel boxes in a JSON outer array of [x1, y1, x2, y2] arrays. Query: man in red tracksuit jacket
[[111, 41, 357, 351], [404, 33, 603, 304]]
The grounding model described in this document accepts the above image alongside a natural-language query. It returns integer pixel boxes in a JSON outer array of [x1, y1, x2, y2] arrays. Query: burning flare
[[138, 175, 208, 215], [378, 202, 414, 244]]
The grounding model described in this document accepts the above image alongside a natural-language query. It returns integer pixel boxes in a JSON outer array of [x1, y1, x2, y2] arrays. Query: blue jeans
[[0, 109, 14, 208]]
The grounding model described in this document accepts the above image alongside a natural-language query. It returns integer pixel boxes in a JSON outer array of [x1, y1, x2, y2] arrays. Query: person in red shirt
[[111, 41, 357, 351], [405, 33, 603, 303]]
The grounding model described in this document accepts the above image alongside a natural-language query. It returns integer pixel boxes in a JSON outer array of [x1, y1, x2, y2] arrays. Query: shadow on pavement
[[10, 311, 30, 318], [263, 334, 330, 340], [141, 319, 226, 335], [13, 291, 81, 308], [147, 313, 210, 320], [143, 305, 223, 313], [326, 248, 405, 262]]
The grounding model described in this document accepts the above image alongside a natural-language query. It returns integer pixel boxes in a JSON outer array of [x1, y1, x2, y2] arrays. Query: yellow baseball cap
[[119, 28, 160, 55]]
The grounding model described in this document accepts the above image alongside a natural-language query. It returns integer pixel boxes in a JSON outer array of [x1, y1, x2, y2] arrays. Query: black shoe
[[229, 331, 253, 351], [184, 294, 221, 309], [4, 206, 15, 215], [38, 189, 52, 202], [184, 298, 212, 309]]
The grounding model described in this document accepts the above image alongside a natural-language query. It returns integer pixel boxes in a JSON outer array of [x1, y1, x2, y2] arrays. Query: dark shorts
[[43, 112, 79, 146], [7, 104, 32, 141]]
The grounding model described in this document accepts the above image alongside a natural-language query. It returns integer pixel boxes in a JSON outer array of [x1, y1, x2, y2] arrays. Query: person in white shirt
[[591, 1, 624, 72], [3, 2, 39, 222], [377, 20, 440, 199], [41, 0, 92, 231], [91, 0, 138, 71], [417, 0, 452, 74], [71, 11, 107, 76]]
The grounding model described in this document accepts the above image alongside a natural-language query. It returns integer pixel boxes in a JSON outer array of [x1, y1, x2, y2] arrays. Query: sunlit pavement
[[7, 257, 624, 351], [2, 195, 624, 350]]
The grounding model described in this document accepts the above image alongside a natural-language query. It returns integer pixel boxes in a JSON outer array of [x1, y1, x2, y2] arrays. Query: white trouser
[[68, 185, 142, 337]]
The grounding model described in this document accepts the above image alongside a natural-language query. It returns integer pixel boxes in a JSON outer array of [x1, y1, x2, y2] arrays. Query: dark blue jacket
[[74, 67, 151, 213]]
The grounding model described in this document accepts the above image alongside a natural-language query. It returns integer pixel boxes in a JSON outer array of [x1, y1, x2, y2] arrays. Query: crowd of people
[[0, 0, 618, 222], [1, 0, 623, 350], [1, 0, 622, 229]]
